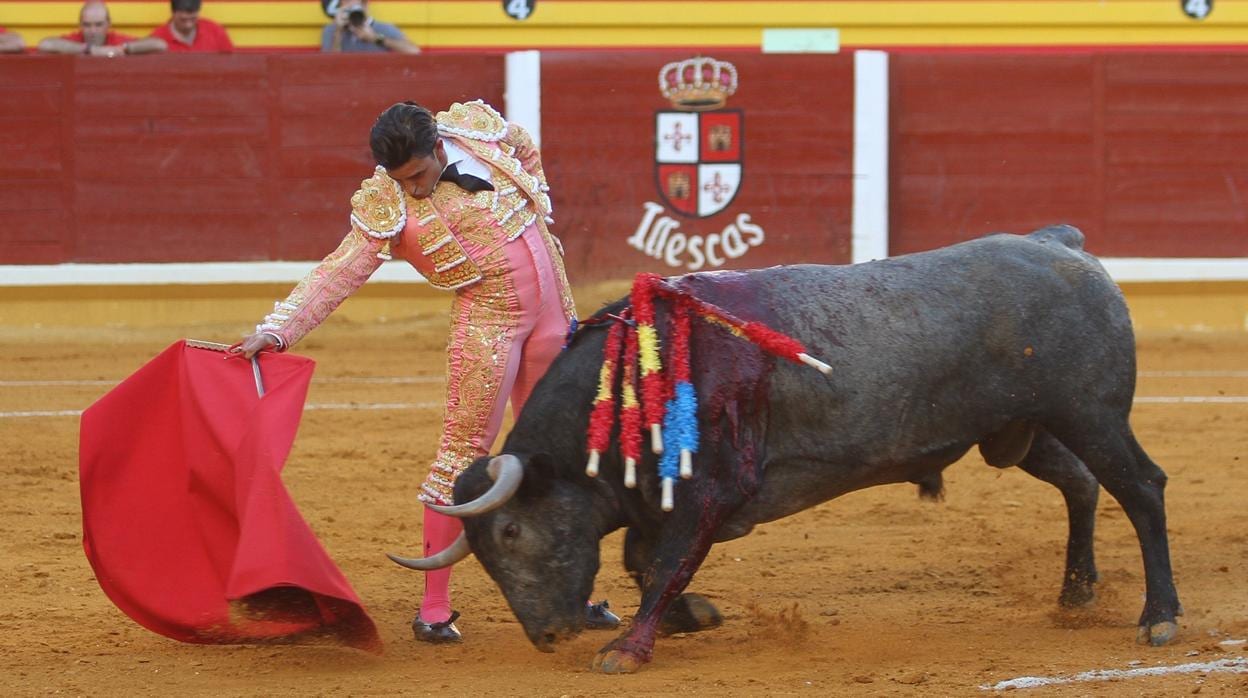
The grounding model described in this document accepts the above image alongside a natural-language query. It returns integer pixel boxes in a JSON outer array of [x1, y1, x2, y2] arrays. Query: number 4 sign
[[504, 0, 536, 20], [1182, 0, 1212, 20]]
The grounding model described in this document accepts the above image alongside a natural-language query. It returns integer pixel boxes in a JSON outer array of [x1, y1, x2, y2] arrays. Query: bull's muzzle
[[385, 454, 523, 571]]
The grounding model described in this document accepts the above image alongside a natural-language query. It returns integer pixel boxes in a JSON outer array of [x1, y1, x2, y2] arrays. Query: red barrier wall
[[891, 52, 1248, 257], [2, 51, 1245, 281], [0, 54, 504, 265]]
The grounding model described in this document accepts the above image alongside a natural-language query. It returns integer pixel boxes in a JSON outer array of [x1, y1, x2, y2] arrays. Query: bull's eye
[[503, 522, 520, 540]]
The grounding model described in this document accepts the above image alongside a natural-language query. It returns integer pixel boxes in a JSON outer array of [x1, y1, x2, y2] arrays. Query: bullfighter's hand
[[232, 333, 279, 359]]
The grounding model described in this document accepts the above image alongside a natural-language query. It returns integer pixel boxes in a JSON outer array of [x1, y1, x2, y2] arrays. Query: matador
[[234, 100, 617, 643]]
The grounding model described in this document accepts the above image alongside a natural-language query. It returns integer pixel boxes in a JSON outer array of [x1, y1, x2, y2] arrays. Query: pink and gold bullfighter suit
[[255, 100, 574, 507]]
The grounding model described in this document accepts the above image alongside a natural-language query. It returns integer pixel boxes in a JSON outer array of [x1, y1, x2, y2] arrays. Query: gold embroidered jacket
[[258, 100, 570, 347]]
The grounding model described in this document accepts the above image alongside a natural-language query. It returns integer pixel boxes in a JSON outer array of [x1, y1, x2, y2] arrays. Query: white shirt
[[441, 139, 492, 183]]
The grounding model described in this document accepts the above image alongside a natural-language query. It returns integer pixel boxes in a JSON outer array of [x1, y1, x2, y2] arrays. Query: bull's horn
[[386, 532, 471, 571], [426, 454, 523, 518]]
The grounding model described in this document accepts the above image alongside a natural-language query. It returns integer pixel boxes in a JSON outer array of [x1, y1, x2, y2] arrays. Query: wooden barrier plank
[[1099, 53, 1248, 257], [272, 213, 355, 261], [0, 181, 61, 213], [74, 115, 270, 144], [72, 213, 273, 263], [1103, 173, 1248, 257], [274, 147, 372, 178], [890, 53, 1100, 254], [74, 143, 269, 179], [74, 180, 274, 212], [74, 55, 271, 88], [0, 119, 62, 151], [893, 175, 1099, 245], [0, 86, 64, 119], [276, 178, 359, 213], [896, 140, 1094, 176], [0, 143, 66, 179], [75, 86, 270, 118], [0, 209, 69, 264], [0, 55, 70, 86], [279, 112, 386, 149]]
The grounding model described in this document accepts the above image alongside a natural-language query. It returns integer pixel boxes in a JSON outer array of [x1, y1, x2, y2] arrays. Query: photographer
[[322, 0, 420, 54]]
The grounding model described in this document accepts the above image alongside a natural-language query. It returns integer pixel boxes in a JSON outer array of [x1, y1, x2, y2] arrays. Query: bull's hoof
[[1058, 568, 1098, 609], [659, 593, 723, 636], [591, 648, 645, 674], [1136, 621, 1178, 646], [1058, 583, 1096, 608]]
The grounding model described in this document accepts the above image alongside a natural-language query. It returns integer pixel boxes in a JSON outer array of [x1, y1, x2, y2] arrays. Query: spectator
[[0, 26, 25, 53], [150, 0, 233, 53], [38, 2, 167, 57], [322, 0, 419, 54]]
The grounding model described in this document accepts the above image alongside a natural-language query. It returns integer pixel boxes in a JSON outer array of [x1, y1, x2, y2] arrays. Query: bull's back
[[679, 228, 1133, 494]]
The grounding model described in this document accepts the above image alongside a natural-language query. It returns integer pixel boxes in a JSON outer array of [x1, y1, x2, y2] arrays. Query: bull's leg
[[592, 516, 721, 673], [1049, 421, 1181, 646], [624, 527, 724, 635], [1016, 429, 1100, 607]]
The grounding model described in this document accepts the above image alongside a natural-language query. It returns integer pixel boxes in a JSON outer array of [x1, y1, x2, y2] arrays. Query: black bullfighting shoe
[[412, 610, 463, 644], [585, 600, 621, 630]]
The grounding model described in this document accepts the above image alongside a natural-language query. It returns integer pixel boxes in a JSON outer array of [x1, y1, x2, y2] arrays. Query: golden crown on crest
[[658, 56, 738, 111]]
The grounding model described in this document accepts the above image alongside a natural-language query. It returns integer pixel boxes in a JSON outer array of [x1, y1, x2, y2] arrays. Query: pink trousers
[[419, 222, 571, 505], [419, 223, 571, 624]]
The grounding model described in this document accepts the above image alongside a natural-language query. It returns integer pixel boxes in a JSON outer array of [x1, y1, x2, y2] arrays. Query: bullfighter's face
[[385, 140, 448, 200]]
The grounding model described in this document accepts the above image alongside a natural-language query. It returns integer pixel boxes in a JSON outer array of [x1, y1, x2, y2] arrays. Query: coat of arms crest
[[654, 57, 743, 218]]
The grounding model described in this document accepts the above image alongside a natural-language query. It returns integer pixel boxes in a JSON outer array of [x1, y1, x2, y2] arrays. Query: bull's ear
[[517, 452, 558, 499]]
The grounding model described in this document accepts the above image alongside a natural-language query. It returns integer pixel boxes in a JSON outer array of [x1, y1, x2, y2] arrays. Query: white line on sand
[[982, 656, 1248, 691]]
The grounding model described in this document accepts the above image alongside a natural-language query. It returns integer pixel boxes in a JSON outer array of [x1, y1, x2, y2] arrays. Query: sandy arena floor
[[1, 287, 1245, 696]]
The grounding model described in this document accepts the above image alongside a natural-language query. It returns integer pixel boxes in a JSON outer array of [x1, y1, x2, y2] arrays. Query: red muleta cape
[[79, 340, 381, 652]]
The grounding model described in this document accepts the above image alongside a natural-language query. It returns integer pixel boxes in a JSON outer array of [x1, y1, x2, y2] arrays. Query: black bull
[[391, 226, 1181, 673]]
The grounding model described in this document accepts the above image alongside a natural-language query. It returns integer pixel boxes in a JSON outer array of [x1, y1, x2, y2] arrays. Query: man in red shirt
[[38, 2, 167, 57], [150, 0, 234, 53]]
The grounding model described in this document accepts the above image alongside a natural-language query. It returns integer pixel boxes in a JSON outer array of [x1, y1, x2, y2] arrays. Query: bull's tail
[[914, 473, 945, 502], [1027, 224, 1085, 250]]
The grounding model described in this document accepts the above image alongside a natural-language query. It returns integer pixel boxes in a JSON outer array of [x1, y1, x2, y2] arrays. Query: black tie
[[439, 163, 494, 193]]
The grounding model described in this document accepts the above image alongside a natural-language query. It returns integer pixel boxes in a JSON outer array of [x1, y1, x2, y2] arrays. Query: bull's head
[[387, 454, 609, 651]]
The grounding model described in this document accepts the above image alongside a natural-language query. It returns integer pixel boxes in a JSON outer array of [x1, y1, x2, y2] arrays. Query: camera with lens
[[347, 7, 367, 27]]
